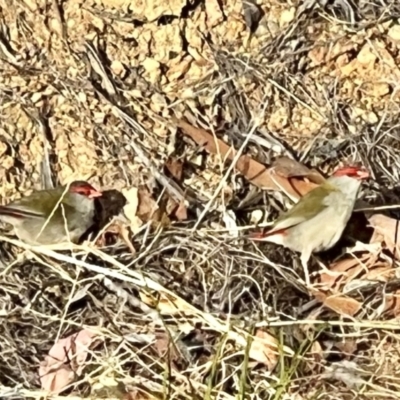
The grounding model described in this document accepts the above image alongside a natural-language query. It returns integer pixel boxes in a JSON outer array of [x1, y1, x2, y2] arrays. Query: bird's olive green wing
[[269, 185, 338, 233], [5, 188, 66, 218]]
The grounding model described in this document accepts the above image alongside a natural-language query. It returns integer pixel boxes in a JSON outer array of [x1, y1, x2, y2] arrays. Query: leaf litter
[[1, 0, 400, 399]]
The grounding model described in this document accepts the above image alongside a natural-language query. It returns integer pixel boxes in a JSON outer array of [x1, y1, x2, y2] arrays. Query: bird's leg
[[311, 255, 341, 277], [300, 251, 311, 287]]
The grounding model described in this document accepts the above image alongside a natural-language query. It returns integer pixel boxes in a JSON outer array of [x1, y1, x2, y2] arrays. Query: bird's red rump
[[250, 227, 287, 239], [333, 166, 359, 176]]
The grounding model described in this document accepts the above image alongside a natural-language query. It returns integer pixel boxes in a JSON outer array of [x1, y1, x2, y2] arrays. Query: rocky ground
[[1, 0, 400, 399]]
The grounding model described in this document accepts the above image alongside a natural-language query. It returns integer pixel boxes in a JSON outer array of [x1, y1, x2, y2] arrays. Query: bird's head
[[69, 181, 102, 199], [332, 166, 369, 181]]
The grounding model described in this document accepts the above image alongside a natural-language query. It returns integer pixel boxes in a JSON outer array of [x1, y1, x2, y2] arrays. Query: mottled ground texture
[[1, 0, 400, 399]]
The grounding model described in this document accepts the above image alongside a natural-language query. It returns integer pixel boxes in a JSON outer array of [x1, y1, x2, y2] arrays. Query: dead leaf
[[39, 329, 101, 394], [205, 0, 224, 28], [137, 186, 161, 222], [175, 118, 313, 201], [335, 339, 357, 355], [289, 177, 320, 197], [242, 0, 263, 33], [384, 290, 400, 317], [315, 292, 361, 317], [369, 214, 400, 258], [174, 201, 188, 221], [165, 157, 183, 181], [70, 283, 92, 304], [319, 255, 370, 289], [248, 330, 279, 370], [122, 187, 143, 234], [310, 340, 324, 365], [153, 332, 185, 371], [364, 263, 394, 281], [273, 157, 325, 182]]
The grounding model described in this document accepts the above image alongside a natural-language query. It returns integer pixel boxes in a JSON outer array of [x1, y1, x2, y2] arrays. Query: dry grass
[[1, 0, 400, 399]]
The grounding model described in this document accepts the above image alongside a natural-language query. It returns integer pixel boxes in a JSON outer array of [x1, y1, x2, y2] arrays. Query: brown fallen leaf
[[304, 340, 325, 374], [137, 186, 161, 222], [175, 118, 322, 202], [314, 292, 361, 317], [273, 157, 325, 184], [319, 254, 371, 289], [174, 200, 188, 221], [248, 329, 279, 370], [384, 290, 400, 317], [39, 329, 101, 394], [165, 196, 188, 221], [364, 263, 394, 281], [153, 332, 191, 372], [289, 177, 320, 197], [165, 157, 183, 181], [335, 339, 358, 355], [122, 187, 143, 234], [369, 214, 400, 259]]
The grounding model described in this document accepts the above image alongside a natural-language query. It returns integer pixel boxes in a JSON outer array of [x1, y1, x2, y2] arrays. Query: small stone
[[280, 8, 295, 26], [111, 60, 125, 76], [388, 25, 400, 41]]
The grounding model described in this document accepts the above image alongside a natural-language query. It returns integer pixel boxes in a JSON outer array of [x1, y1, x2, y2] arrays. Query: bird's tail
[[0, 206, 43, 220]]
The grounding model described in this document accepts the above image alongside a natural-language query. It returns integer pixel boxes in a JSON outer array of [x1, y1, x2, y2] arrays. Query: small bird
[[0, 181, 102, 245], [252, 166, 369, 286]]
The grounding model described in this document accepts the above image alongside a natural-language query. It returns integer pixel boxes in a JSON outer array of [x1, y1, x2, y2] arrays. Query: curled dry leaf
[[384, 290, 400, 317], [335, 339, 358, 355], [174, 200, 188, 221], [363, 263, 394, 281], [319, 254, 372, 290], [137, 186, 161, 222], [165, 157, 183, 181], [122, 187, 143, 234], [369, 213, 400, 259], [39, 329, 101, 394], [122, 186, 166, 231], [175, 118, 323, 202], [273, 157, 325, 197], [248, 329, 279, 370], [310, 340, 324, 367]]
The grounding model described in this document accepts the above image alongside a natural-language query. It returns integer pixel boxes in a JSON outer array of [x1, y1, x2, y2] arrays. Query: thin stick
[[192, 100, 269, 231]]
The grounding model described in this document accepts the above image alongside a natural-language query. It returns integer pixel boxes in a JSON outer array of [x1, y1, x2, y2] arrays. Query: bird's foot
[[345, 241, 382, 255], [311, 257, 342, 278]]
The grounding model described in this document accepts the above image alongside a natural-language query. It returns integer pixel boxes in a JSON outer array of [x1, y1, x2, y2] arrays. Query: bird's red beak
[[89, 189, 103, 199], [356, 169, 370, 180]]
